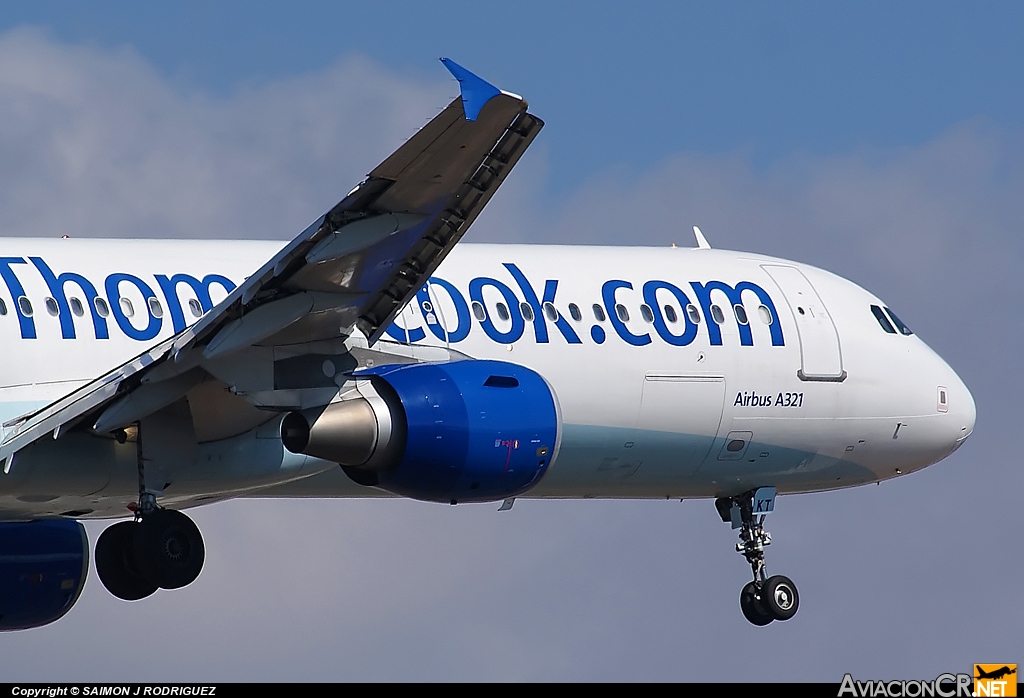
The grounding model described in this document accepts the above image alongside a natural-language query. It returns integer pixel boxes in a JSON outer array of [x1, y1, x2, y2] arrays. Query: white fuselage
[[0, 239, 975, 518]]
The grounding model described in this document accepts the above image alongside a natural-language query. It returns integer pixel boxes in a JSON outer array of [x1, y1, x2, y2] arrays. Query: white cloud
[[0, 27, 451, 241]]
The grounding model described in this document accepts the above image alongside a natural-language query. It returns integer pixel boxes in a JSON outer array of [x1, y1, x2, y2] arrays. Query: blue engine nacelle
[[282, 360, 560, 503], [0, 519, 89, 631]]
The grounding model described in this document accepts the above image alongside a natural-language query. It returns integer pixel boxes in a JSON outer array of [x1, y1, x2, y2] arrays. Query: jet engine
[[0, 519, 89, 631], [281, 360, 559, 503]]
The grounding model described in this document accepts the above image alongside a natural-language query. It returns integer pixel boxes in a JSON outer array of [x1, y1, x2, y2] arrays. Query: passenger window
[[496, 302, 510, 322], [686, 304, 701, 324], [45, 298, 59, 316], [0, 298, 6, 315], [94, 297, 110, 318], [543, 302, 558, 322], [149, 298, 164, 318], [664, 305, 678, 323], [885, 307, 913, 335], [189, 299, 203, 317], [870, 305, 896, 334], [472, 301, 486, 322], [592, 304, 606, 322], [70, 297, 85, 317], [520, 302, 535, 322], [120, 298, 135, 318], [18, 297, 33, 317], [733, 304, 748, 325], [568, 303, 582, 322], [640, 304, 654, 323], [710, 305, 725, 324], [615, 304, 629, 322], [757, 305, 773, 325]]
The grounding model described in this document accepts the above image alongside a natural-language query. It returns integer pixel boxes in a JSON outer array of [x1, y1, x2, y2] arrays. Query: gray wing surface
[[1, 61, 542, 469]]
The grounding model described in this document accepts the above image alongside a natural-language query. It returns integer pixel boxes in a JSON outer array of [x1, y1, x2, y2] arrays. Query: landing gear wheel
[[95, 521, 158, 601], [739, 581, 774, 626], [762, 575, 799, 621], [133, 509, 205, 590]]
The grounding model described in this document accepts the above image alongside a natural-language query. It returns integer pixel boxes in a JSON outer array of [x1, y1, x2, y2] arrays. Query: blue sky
[[0, 1, 1020, 682], [5, 2, 1024, 187]]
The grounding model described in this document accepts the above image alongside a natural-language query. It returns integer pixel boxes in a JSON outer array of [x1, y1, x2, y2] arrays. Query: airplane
[[975, 667, 1016, 681], [0, 59, 975, 630]]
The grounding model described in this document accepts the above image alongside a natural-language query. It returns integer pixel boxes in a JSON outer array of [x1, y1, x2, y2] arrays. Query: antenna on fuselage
[[693, 225, 712, 249]]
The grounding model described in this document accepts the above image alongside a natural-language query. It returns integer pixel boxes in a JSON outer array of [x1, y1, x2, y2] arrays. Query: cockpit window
[[870, 305, 896, 333], [885, 307, 913, 335]]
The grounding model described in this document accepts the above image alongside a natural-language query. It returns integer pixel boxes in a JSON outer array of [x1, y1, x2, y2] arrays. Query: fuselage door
[[761, 265, 846, 381], [633, 374, 727, 481]]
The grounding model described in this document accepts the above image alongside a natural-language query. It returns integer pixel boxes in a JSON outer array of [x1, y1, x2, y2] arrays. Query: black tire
[[95, 521, 158, 601], [762, 575, 799, 621], [133, 509, 205, 590], [739, 581, 774, 626]]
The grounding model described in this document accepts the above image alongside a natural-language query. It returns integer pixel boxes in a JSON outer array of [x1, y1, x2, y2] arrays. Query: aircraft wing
[[0, 59, 542, 469]]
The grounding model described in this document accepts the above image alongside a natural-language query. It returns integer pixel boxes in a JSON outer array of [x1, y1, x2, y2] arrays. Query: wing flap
[[355, 106, 543, 343], [168, 69, 541, 355], [370, 95, 525, 211]]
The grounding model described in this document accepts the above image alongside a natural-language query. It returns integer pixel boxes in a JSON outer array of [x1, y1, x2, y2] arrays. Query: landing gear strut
[[715, 487, 799, 626]]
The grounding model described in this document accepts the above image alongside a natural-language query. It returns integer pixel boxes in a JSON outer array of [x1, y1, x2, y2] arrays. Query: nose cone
[[948, 372, 976, 454], [890, 344, 977, 478]]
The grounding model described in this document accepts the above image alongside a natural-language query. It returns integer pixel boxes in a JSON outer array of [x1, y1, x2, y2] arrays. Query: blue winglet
[[440, 57, 502, 122]]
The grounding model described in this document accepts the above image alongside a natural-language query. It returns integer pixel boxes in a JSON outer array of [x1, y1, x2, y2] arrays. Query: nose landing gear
[[716, 487, 799, 626]]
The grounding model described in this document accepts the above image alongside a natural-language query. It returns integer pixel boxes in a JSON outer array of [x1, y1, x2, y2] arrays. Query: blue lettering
[[469, 277, 524, 344], [0, 257, 791, 352], [155, 273, 236, 333], [0, 258, 35, 339], [689, 281, 785, 347], [503, 263, 581, 344], [642, 280, 698, 347], [384, 318, 426, 344], [602, 280, 650, 346], [105, 273, 161, 341], [30, 257, 109, 340]]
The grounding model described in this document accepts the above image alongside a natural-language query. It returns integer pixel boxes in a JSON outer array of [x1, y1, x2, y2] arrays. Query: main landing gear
[[715, 487, 799, 626], [95, 494, 205, 601]]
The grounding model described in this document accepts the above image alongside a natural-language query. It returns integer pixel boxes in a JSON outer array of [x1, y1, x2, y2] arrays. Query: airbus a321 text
[[0, 60, 975, 628]]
